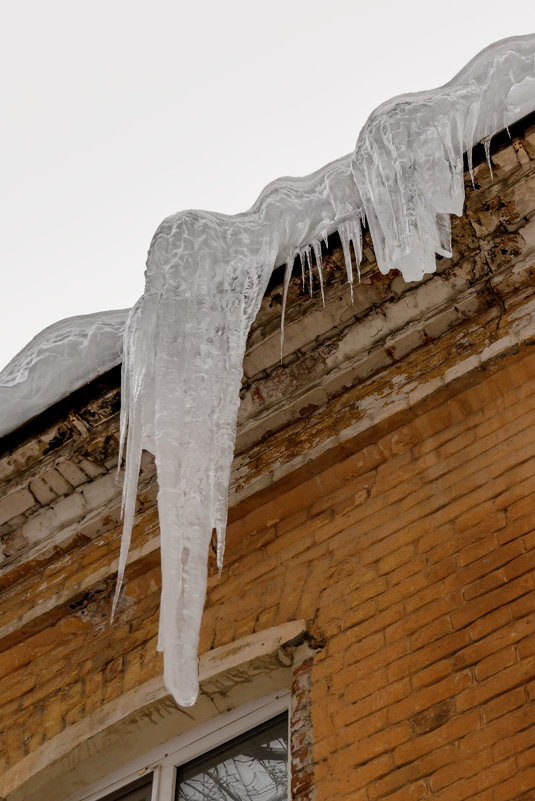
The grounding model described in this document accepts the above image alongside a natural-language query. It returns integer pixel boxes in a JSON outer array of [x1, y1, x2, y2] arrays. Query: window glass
[[175, 713, 288, 801]]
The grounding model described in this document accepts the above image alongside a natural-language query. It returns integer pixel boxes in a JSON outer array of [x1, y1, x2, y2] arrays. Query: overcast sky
[[1, 1, 533, 370]]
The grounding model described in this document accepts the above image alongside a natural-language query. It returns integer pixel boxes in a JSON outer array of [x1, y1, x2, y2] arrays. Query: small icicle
[[506, 125, 511, 139], [462, 100, 480, 189], [467, 147, 475, 187], [339, 221, 354, 303], [312, 240, 325, 305], [305, 246, 313, 297], [483, 134, 493, 179], [299, 251, 306, 290], [280, 259, 292, 361], [349, 218, 362, 283], [323, 232, 329, 250]]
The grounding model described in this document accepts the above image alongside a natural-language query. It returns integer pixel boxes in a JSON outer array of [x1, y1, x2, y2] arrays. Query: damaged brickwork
[[291, 657, 315, 801], [1, 114, 535, 801]]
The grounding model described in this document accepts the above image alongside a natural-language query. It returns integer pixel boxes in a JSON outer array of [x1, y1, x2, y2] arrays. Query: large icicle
[[117, 35, 535, 707]]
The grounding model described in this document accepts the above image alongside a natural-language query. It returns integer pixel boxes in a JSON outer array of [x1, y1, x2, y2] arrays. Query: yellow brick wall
[[2, 346, 535, 800]]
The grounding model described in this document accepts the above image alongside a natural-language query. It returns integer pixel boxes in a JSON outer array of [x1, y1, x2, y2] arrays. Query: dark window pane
[[176, 714, 288, 801], [99, 773, 153, 801]]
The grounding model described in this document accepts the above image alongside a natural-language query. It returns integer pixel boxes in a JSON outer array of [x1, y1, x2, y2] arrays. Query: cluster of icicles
[[113, 35, 535, 706]]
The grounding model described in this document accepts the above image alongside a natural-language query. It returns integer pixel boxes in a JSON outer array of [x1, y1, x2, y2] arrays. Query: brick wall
[[2, 117, 535, 799], [221, 350, 535, 801], [2, 345, 535, 799]]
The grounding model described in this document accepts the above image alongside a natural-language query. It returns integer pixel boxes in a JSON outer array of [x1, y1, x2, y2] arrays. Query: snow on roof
[[0, 310, 127, 438]]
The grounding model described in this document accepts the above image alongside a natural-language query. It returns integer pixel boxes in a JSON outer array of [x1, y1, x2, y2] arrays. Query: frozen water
[[0, 310, 127, 438], [32, 35, 532, 708], [351, 35, 535, 281], [116, 34, 535, 707]]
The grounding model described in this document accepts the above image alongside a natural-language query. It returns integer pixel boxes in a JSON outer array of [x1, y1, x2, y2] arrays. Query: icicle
[[338, 221, 354, 303], [304, 246, 313, 297], [112, 296, 152, 622], [466, 147, 475, 187], [312, 240, 325, 305], [348, 218, 363, 283], [115, 35, 535, 710], [463, 100, 480, 188], [483, 134, 494, 179], [280, 259, 292, 360], [299, 250, 306, 290]]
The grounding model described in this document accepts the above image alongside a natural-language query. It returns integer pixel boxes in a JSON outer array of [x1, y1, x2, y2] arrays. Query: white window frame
[[65, 690, 291, 801]]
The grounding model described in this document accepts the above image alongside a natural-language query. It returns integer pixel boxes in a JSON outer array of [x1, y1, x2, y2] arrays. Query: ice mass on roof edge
[[2, 35, 534, 708], [116, 34, 535, 708]]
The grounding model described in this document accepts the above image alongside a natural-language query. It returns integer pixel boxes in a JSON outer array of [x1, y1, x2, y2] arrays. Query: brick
[[21, 492, 88, 546], [81, 472, 121, 508], [370, 743, 457, 799], [403, 576, 444, 615], [342, 668, 388, 705], [410, 615, 453, 652], [394, 710, 480, 766], [378, 544, 415, 575], [510, 591, 535, 621], [455, 615, 535, 673], [475, 646, 516, 680], [0, 489, 35, 526], [494, 765, 535, 801], [389, 671, 470, 725], [491, 707, 535, 762], [56, 460, 89, 487], [457, 531, 498, 568], [417, 523, 455, 555], [336, 678, 411, 728], [518, 744, 535, 770], [481, 686, 525, 723], [78, 458, 106, 478], [28, 477, 57, 505], [430, 749, 493, 792], [412, 659, 451, 690], [458, 654, 535, 713], [41, 468, 72, 496], [461, 705, 534, 757], [351, 753, 393, 787], [467, 606, 511, 642], [388, 630, 469, 683], [381, 780, 427, 801], [448, 538, 523, 595], [429, 757, 516, 801], [385, 598, 455, 645], [452, 573, 534, 630], [339, 722, 411, 768]]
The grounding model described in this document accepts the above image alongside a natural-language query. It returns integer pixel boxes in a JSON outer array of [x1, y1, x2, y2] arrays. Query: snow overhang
[[2, 111, 535, 580], [0, 310, 127, 440], [2, 110, 535, 450]]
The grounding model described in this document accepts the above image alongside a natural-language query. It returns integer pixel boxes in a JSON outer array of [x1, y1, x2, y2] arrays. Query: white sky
[[1, 1, 533, 371]]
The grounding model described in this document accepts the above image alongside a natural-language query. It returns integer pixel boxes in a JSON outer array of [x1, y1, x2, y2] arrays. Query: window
[[68, 691, 289, 801], [176, 713, 288, 801]]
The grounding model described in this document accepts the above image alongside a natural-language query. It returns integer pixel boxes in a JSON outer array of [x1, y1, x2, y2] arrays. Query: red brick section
[[291, 657, 315, 801], [2, 348, 535, 799]]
